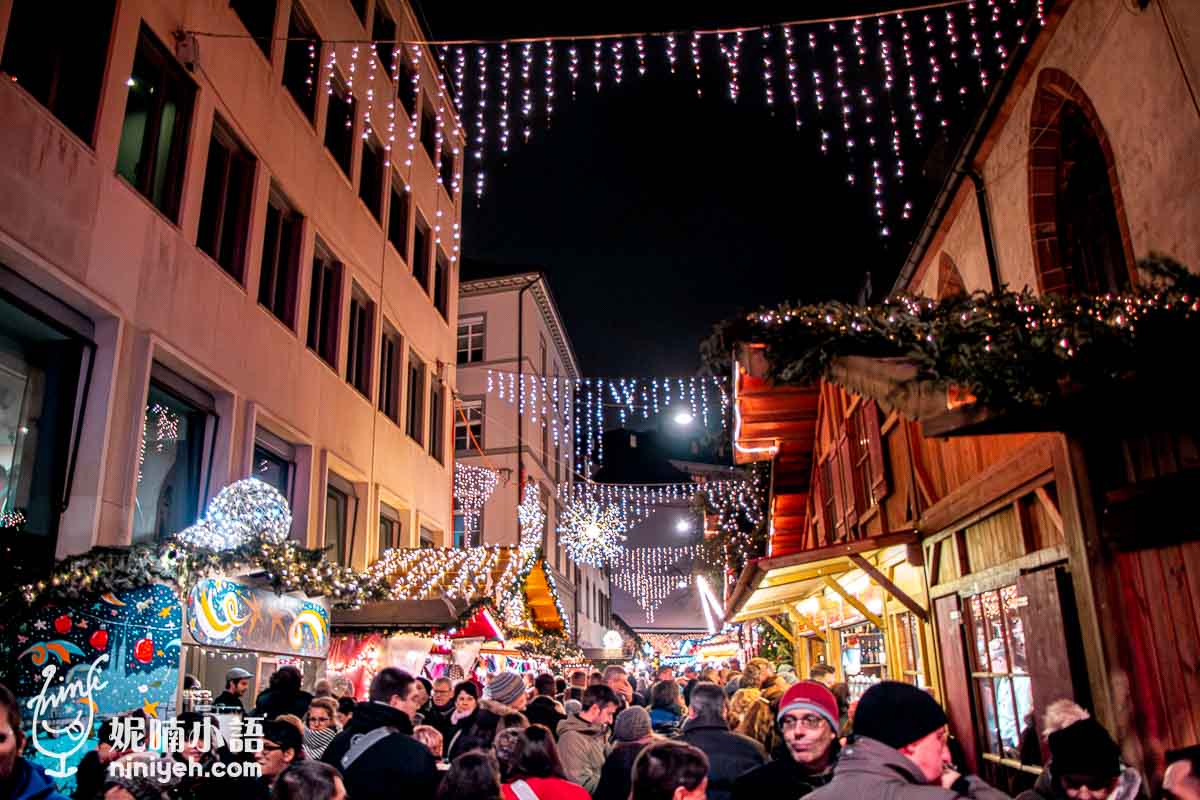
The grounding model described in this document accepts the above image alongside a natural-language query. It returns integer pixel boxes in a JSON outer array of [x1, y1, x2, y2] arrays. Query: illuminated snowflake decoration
[[557, 498, 627, 567], [176, 478, 292, 551]]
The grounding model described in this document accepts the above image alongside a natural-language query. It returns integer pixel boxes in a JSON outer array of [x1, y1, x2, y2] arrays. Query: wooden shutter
[[812, 459, 829, 547], [864, 400, 889, 502], [934, 594, 979, 773], [837, 430, 858, 535]]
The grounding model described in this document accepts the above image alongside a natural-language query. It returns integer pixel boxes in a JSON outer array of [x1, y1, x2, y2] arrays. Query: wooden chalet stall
[[728, 347, 1100, 794]]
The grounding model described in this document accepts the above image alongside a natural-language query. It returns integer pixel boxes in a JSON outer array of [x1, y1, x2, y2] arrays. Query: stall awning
[[725, 531, 924, 629], [330, 597, 471, 630], [524, 561, 567, 633]]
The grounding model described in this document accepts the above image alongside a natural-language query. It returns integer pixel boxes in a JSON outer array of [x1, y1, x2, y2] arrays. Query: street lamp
[[673, 410, 694, 426], [676, 518, 691, 533]]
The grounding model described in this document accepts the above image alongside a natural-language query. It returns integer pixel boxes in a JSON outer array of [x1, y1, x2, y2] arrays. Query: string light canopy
[[190, 1, 1043, 235], [609, 545, 697, 622], [557, 498, 627, 567], [454, 463, 500, 542], [562, 477, 758, 533], [363, 545, 525, 602]]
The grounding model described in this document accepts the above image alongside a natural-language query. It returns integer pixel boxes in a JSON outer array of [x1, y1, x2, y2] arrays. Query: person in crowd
[[727, 688, 760, 734], [808, 665, 836, 689], [413, 678, 433, 723], [271, 760, 347, 800], [321, 667, 440, 800], [525, 674, 567, 737], [329, 676, 356, 700], [656, 667, 676, 684], [302, 698, 340, 760], [733, 681, 841, 800], [0, 682, 69, 800], [255, 719, 306, 796], [723, 671, 743, 699], [631, 740, 709, 800], [1014, 717, 1144, 800], [565, 671, 588, 703], [736, 676, 788, 756], [649, 681, 686, 738], [1165, 746, 1200, 800], [501, 725, 590, 800], [276, 714, 306, 740], [312, 680, 335, 700], [827, 683, 851, 737], [214, 668, 253, 714], [595, 707, 659, 800], [254, 666, 314, 721], [448, 681, 482, 754], [75, 716, 134, 800], [681, 667, 700, 706], [807, 681, 1008, 800], [335, 697, 355, 729], [101, 752, 174, 800], [414, 726, 446, 760], [555, 678, 568, 702], [604, 666, 644, 709], [678, 683, 766, 800], [495, 724, 530, 782], [700, 668, 721, 687], [426, 677, 458, 743], [448, 673, 529, 760], [776, 665, 798, 686], [564, 699, 582, 718], [438, 751, 502, 800], [588, 672, 604, 687], [556, 685, 620, 793]]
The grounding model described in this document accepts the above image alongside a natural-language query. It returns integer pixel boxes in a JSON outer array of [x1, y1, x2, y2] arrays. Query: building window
[[452, 512, 481, 548], [419, 525, 437, 548], [429, 380, 445, 463], [439, 149, 456, 193], [252, 428, 294, 504], [259, 186, 302, 328], [455, 400, 482, 452], [432, 251, 450, 320], [457, 315, 484, 364], [397, 57, 417, 120], [849, 405, 875, 513], [281, 4, 320, 122], [116, 25, 196, 223], [307, 243, 341, 368], [348, 0, 368, 25], [420, 105, 438, 163], [325, 74, 356, 178], [379, 501, 401, 557], [388, 181, 411, 260], [378, 322, 403, 423], [134, 367, 216, 543], [372, 5, 397, 77], [0, 0, 115, 145], [230, 0, 276, 59], [0, 275, 93, 584], [325, 473, 355, 565], [197, 116, 255, 282], [412, 216, 431, 292], [405, 352, 425, 444], [965, 586, 1034, 765], [346, 284, 374, 397], [359, 135, 385, 221]]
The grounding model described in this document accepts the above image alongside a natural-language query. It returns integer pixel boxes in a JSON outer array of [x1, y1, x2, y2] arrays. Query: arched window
[[937, 252, 967, 299], [1028, 69, 1135, 296]]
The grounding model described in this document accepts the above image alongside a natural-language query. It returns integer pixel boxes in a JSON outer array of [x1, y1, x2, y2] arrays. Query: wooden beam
[[919, 438, 1054, 534], [850, 553, 929, 622], [823, 576, 885, 629], [1035, 486, 1064, 536], [1014, 498, 1038, 555], [762, 615, 797, 647]]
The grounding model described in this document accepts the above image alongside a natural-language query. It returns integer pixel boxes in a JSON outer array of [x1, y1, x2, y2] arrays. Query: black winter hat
[[853, 681, 947, 749], [1048, 718, 1121, 779]]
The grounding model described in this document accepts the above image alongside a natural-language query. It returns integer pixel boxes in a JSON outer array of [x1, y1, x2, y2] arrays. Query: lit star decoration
[[557, 498, 626, 567], [454, 463, 499, 543]]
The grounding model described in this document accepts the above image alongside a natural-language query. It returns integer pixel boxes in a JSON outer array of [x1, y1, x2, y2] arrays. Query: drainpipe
[[965, 168, 1003, 293], [516, 277, 539, 509]]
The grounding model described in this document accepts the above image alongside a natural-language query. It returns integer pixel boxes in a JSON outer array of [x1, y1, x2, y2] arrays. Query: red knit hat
[[776, 681, 839, 731]]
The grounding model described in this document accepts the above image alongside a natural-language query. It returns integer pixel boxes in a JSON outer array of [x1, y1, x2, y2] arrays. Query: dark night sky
[[417, 3, 951, 377]]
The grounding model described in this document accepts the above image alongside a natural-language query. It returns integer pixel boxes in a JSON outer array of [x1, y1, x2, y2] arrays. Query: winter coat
[[213, 690, 247, 714], [502, 776, 591, 800], [525, 696, 567, 737], [594, 739, 655, 800], [732, 750, 837, 800], [1014, 763, 1146, 800], [806, 737, 1012, 800], [8, 759, 69, 800], [649, 706, 685, 737], [252, 687, 313, 720], [321, 701, 440, 800], [556, 714, 610, 793], [424, 701, 457, 752], [679, 720, 768, 800], [447, 699, 521, 761]]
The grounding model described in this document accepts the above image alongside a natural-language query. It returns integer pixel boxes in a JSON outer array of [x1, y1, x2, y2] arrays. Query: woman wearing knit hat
[[732, 681, 840, 800], [595, 708, 661, 800], [1014, 717, 1144, 800], [805, 681, 1009, 800]]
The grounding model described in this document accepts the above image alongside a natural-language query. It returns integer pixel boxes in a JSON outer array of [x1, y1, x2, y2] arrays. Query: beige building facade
[[0, 0, 462, 582]]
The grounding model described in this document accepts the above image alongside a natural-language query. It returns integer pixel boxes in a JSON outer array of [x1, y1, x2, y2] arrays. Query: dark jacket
[[679, 720, 768, 800], [525, 695, 567, 737], [733, 750, 837, 800], [424, 700, 457, 750], [1014, 763, 1146, 800], [806, 737, 1011, 800], [447, 699, 520, 761], [594, 740, 654, 800], [72, 751, 106, 800], [7, 758, 69, 800], [321, 701, 440, 800], [649, 706, 685, 737], [213, 690, 247, 714], [252, 687, 313, 720]]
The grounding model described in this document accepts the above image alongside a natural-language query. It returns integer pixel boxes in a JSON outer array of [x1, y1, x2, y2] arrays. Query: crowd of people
[[1, 658, 1199, 800]]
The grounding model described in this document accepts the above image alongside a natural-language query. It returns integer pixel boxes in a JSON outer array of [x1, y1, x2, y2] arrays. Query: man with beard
[[0, 682, 69, 800], [732, 682, 840, 800]]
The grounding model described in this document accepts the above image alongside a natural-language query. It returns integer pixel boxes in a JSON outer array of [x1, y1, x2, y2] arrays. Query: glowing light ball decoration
[[176, 478, 292, 551], [558, 498, 626, 567]]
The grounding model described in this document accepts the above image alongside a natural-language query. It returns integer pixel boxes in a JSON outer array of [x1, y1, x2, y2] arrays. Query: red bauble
[[133, 636, 154, 664], [90, 630, 109, 651], [53, 615, 72, 634]]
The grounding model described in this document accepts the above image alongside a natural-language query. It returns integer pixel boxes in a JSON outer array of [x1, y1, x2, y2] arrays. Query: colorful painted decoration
[[53, 615, 72, 634], [88, 630, 108, 651], [185, 578, 331, 658], [132, 636, 154, 664]]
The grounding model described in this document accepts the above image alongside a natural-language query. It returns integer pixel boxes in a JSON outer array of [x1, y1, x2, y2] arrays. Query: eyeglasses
[[306, 716, 330, 724], [780, 715, 829, 731], [260, 743, 283, 753]]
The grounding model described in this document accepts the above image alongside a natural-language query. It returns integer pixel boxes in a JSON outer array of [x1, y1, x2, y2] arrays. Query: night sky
[[418, 3, 967, 377]]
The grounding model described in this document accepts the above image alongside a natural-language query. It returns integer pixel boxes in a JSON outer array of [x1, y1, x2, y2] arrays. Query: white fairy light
[[558, 498, 626, 567]]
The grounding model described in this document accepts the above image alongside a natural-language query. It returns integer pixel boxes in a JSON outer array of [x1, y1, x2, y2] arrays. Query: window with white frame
[[455, 400, 483, 452], [457, 315, 484, 364]]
